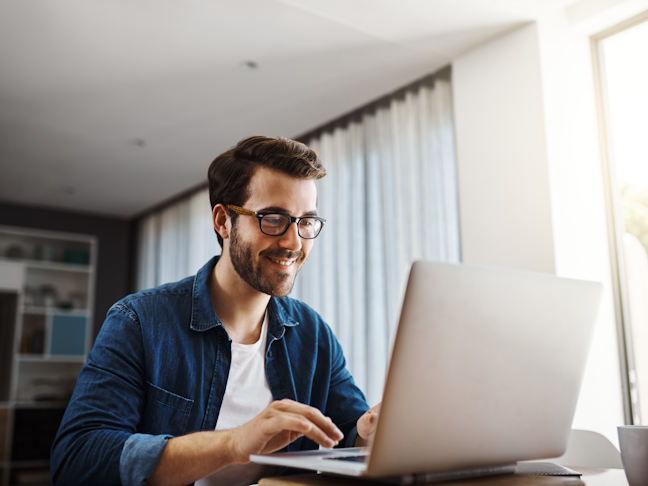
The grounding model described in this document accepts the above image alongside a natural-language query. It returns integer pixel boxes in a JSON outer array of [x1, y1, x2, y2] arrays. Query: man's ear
[[212, 204, 230, 241]]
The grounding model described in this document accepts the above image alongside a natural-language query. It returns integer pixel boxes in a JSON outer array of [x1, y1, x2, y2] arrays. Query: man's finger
[[368, 404, 381, 414], [366, 404, 381, 431], [271, 400, 343, 442], [261, 412, 339, 449]]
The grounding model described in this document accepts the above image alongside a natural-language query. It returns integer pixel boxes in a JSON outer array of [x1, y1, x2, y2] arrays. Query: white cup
[[618, 425, 648, 486]]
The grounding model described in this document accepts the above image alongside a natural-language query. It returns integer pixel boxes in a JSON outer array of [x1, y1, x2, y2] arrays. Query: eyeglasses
[[226, 205, 326, 239]]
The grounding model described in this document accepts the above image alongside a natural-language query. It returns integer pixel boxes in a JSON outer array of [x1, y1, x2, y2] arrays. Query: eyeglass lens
[[260, 215, 322, 238]]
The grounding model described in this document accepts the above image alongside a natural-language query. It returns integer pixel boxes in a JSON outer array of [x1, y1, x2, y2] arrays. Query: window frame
[[591, 9, 648, 425]]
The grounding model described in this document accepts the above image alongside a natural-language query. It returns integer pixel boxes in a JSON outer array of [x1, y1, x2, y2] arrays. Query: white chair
[[548, 429, 623, 469]]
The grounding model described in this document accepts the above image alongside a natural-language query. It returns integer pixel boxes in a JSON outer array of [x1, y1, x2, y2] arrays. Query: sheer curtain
[[291, 67, 460, 404], [136, 67, 460, 405], [137, 189, 220, 291]]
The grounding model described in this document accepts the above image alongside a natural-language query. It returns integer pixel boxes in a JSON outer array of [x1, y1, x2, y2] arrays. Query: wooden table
[[259, 467, 628, 486], [569, 468, 628, 486]]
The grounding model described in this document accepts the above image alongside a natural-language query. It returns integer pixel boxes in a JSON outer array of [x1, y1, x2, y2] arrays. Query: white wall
[[451, 4, 648, 444], [453, 23, 555, 274]]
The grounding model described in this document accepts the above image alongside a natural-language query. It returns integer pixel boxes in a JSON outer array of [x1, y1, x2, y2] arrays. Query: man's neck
[[208, 255, 270, 345]]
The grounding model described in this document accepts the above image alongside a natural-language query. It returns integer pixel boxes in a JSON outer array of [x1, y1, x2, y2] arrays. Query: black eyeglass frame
[[225, 204, 326, 239]]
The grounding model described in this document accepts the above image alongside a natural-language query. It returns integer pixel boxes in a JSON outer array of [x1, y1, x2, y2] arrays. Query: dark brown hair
[[208, 136, 326, 247]]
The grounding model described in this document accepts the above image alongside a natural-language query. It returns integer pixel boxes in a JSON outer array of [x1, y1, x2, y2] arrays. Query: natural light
[[601, 18, 648, 425]]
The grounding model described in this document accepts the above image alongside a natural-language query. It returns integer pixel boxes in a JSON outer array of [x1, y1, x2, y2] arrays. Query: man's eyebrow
[[259, 207, 318, 217]]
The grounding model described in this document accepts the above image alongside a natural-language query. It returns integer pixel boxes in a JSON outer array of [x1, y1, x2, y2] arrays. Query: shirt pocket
[[142, 381, 194, 437]]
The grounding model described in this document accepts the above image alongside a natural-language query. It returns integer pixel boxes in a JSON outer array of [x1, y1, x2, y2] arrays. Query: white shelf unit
[[0, 225, 96, 486]]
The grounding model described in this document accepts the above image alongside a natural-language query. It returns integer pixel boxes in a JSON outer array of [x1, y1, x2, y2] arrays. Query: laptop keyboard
[[324, 455, 368, 463]]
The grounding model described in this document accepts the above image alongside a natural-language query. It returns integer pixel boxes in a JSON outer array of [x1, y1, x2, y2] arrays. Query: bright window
[[598, 15, 648, 424]]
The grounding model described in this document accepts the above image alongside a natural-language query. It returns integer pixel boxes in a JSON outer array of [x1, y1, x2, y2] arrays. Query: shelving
[[21, 306, 89, 315], [0, 226, 96, 486], [19, 310, 90, 361], [0, 257, 91, 274], [0, 293, 18, 403]]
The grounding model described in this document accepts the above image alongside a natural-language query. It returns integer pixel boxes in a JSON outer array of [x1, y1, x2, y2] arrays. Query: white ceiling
[[0, 0, 580, 219]]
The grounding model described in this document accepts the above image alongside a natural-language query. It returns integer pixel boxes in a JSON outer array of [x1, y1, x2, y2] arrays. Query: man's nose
[[278, 222, 302, 251]]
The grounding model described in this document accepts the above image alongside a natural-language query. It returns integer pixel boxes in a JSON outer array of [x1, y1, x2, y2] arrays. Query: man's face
[[226, 166, 318, 297]]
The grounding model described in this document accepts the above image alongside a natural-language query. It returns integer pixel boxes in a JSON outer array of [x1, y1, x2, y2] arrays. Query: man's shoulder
[[115, 275, 195, 308]]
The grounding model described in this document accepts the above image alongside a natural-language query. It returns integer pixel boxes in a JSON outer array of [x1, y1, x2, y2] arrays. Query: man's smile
[[267, 257, 295, 267]]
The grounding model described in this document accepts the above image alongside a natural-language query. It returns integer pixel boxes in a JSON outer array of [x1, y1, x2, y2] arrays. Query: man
[[52, 136, 379, 486]]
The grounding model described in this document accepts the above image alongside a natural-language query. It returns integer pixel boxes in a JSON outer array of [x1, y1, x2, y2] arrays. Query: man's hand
[[355, 403, 381, 447], [149, 399, 344, 486], [227, 399, 344, 463]]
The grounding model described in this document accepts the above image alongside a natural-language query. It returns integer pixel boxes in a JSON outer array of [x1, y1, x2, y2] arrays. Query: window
[[595, 12, 648, 424]]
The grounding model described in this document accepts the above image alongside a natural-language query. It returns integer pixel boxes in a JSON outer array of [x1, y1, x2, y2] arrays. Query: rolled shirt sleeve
[[120, 434, 172, 486]]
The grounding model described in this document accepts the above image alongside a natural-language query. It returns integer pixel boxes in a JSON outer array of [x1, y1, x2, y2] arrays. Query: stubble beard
[[228, 223, 306, 297]]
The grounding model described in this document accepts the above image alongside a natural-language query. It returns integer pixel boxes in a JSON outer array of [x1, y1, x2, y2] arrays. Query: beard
[[229, 223, 306, 297]]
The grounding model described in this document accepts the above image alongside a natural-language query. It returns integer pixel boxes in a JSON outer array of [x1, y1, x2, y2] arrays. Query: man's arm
[[51, 304, 155, 486], [318, 320, 372, 448], [148, 400, 344, 486]]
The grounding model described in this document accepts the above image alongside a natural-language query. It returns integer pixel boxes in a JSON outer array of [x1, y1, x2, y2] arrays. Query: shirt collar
[[267, 294, 299, 341], [190, 255, 300, 334]]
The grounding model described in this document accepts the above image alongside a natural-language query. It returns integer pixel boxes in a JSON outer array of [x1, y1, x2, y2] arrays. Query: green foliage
[[620, 182, 648, 255]]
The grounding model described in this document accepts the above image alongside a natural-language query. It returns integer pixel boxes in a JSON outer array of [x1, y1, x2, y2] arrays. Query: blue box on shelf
[[63, 248, 90, 265], [50, 314, 87, 356]]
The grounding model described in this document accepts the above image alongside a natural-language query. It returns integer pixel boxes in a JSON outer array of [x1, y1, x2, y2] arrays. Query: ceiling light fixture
[[238, 61, 259, 71], [128, 138, 146, 147]]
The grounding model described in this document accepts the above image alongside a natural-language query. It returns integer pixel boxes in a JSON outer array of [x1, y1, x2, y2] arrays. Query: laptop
[[251, 261, 603, 483]]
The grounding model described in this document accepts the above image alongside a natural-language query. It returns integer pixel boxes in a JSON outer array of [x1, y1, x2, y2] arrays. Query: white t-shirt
[[196, 312, 275, 486]]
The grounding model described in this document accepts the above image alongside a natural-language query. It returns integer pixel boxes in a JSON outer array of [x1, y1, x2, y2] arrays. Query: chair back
[[550, 429, 623, 468]]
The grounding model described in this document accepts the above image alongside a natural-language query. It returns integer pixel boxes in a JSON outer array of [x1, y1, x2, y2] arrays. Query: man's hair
[[208, 136, 327, 248]]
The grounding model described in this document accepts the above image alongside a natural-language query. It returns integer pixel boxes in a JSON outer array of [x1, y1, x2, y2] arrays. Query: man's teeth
[[269, 258, 293, 266]]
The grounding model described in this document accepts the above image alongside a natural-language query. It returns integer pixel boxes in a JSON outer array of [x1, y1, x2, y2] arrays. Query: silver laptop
[[251, 261, 603, 482]]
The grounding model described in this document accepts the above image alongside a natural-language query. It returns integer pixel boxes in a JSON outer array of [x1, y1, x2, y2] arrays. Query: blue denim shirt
[[51, 256, 369, 486]]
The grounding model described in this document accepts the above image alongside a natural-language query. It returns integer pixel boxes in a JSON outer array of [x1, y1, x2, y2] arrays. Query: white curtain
[[137, 189, 220, 291], [136, 67, 460, 406], [291, 68, 460, 405]]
